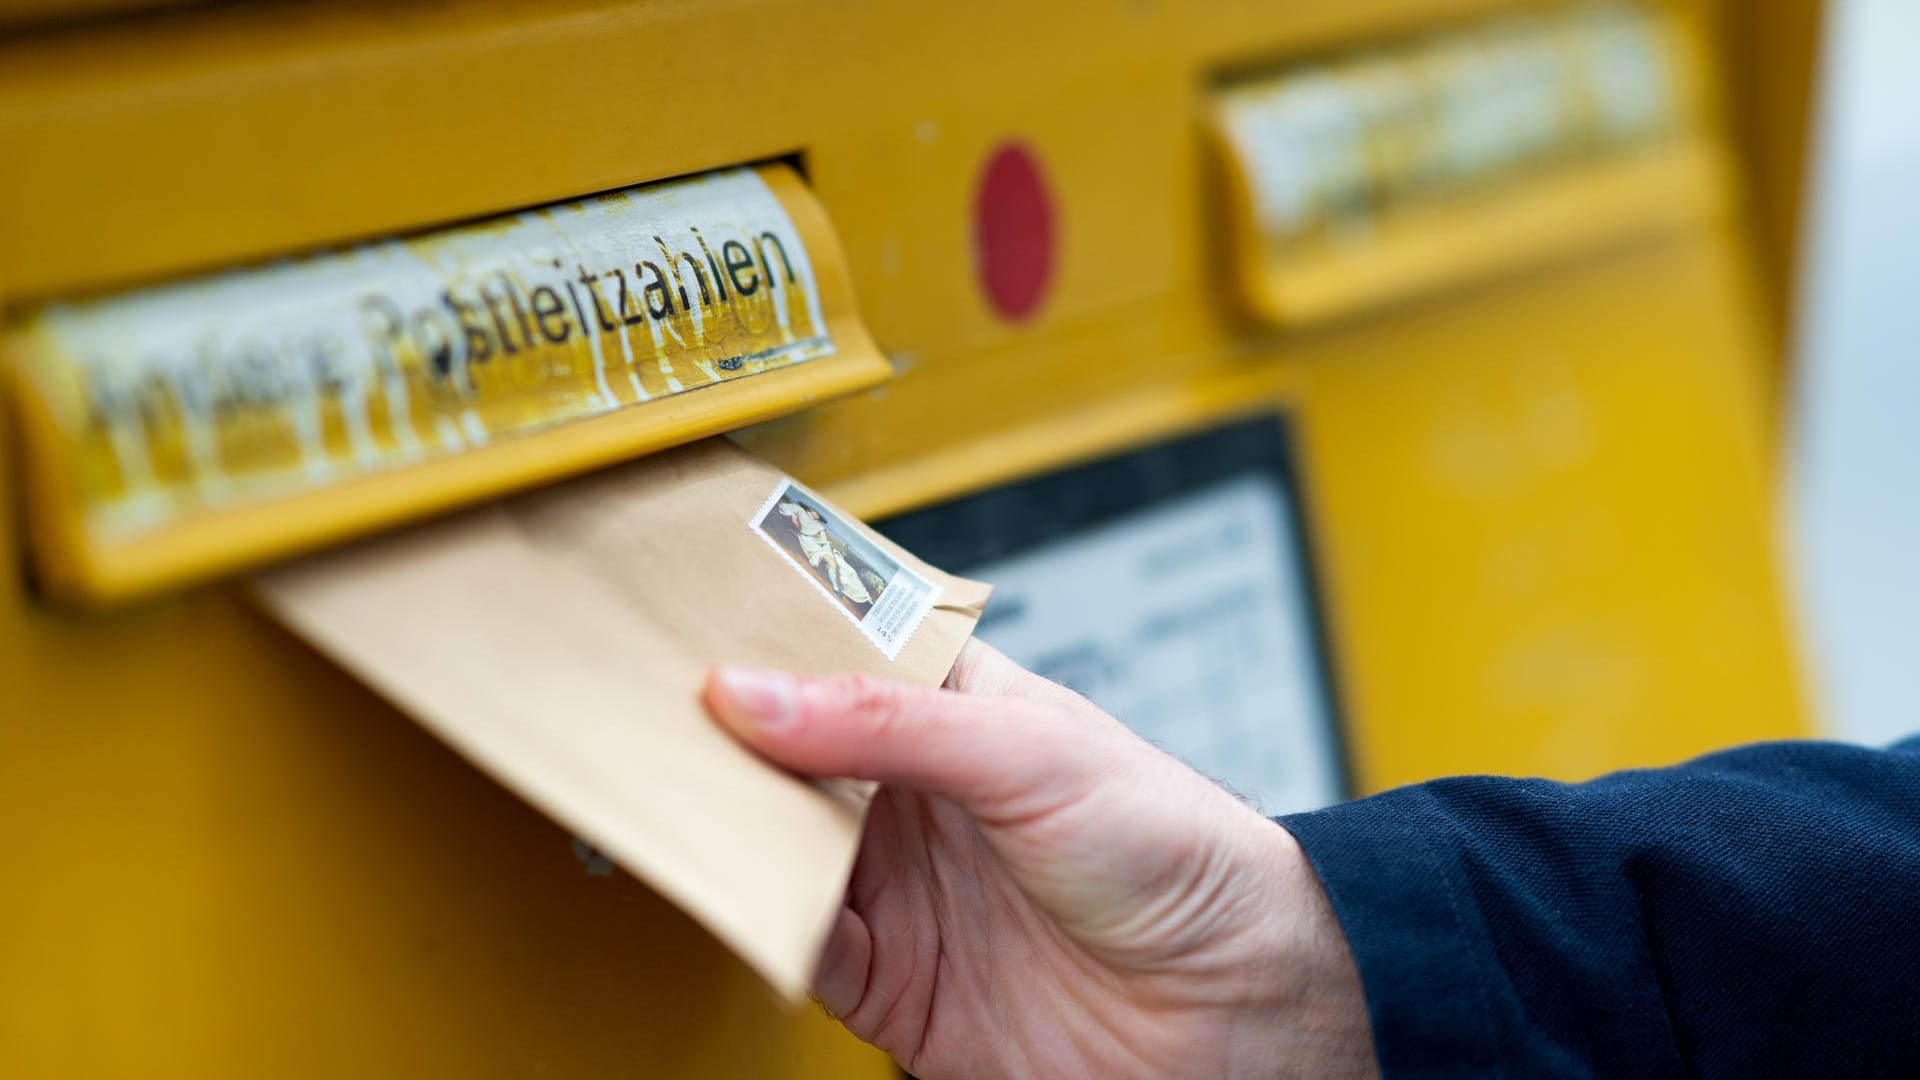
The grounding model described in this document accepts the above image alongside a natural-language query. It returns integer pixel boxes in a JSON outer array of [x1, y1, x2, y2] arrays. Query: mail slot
[[1208, 2, 1727, 327], [5, 162, 888, 604]]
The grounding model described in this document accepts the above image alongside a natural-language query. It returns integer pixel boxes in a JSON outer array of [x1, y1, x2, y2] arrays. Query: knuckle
[[944, 639, 992, 691], [852, 676, 905, 730], [835, 677, 909, 777], [822, 674, 903, 729]]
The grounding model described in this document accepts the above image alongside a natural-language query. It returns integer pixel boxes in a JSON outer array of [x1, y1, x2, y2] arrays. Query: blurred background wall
[[1791, 0, 1920, 748]]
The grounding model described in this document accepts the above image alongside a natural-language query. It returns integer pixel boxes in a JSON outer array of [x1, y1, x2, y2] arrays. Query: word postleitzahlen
[[16, 166, 837, 539]]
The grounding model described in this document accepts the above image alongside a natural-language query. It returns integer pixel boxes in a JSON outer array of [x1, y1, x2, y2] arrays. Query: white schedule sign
[[969, 474, 1344, 816]]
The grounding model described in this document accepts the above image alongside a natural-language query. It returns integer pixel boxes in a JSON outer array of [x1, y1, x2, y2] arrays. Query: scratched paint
[[7, 166, 836, 541]]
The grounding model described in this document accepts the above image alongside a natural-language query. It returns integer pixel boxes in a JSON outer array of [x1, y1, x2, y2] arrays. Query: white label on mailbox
[[969, 474, 1345, 816], [16, 167, 835, 539]]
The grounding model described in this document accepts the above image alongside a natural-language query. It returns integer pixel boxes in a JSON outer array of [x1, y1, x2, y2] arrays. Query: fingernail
[[712, 668, 796, 730]]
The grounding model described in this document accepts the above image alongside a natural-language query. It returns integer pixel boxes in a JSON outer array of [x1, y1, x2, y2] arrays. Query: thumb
[[702, 663, 1110, 822]]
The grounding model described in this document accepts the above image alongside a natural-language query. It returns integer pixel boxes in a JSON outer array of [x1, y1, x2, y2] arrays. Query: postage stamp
[[750, 479, 940, 660]]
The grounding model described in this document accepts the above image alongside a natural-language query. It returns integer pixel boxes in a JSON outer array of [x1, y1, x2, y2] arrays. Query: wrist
[[1222, 817, 1379, 1078]]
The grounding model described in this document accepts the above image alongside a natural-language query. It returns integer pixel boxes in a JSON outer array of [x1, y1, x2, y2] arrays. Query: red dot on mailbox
[[974, 142, 1057, 322]]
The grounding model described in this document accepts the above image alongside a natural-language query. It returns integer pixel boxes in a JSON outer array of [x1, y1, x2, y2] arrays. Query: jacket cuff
[[1279, 790, 1508, 1078]]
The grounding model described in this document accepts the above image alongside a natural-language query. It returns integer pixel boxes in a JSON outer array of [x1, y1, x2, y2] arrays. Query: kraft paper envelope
[[253, 438, 990, 999]]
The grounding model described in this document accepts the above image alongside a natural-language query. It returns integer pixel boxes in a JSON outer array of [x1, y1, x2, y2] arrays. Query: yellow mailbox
[[0, 0, 1812, 1075]]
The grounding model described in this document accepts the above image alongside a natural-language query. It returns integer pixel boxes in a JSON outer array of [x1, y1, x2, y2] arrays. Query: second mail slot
[[6, 162, 890, 605], [1208, 2, 1722, 328]]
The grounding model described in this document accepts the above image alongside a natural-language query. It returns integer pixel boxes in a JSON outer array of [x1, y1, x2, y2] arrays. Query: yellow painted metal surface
[[1217, 138, 1732, 328], [0, 0, 1810, 1075], [0, 0, 206, 30], [1711, 0, 1826, 425]]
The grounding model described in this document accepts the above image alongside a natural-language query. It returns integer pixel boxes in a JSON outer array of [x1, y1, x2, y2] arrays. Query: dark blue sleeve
[[1280, 737, 1920, 1079]]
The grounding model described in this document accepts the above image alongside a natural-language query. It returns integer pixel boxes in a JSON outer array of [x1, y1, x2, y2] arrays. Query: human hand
[[703, 641, 1377, 1079]]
